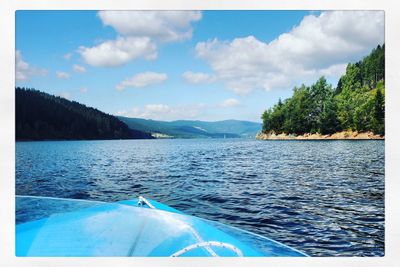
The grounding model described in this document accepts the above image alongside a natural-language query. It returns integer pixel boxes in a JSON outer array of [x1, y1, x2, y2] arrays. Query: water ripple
[[16, 139, 384, 256]]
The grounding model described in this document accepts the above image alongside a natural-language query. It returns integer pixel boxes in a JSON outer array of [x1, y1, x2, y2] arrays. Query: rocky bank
[[256, 130, 384, 140]]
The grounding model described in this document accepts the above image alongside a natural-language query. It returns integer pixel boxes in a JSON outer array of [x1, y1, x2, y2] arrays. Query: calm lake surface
[[16, 139, 384, 256]]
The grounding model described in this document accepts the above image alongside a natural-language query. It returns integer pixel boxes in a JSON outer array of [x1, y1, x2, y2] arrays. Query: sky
[[15, 10, 384, 122]]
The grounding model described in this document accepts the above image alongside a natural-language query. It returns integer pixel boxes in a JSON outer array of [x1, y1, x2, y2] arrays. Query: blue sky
[[16, 10, 384, 122]]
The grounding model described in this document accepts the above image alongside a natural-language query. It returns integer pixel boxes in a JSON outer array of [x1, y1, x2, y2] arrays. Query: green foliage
[[118, 117, 262, 138], [282, 85, 312, 134], [336, 44, 385, 94], [262, 44, 385, 135], [372, 88, 385, 135], [16, 88, 154, 140]]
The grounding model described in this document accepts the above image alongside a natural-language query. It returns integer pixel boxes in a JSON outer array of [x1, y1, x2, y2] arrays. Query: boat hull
[[16, 196, 308, 257]]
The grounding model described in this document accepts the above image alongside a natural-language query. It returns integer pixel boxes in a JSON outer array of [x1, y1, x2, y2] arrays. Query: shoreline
[[256, 130, 384, 140]]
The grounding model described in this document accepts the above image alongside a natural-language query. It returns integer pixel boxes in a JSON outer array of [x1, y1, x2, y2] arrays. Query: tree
[[319, 94, 339, 134], [261, 109, 272, 132], [16, 87, 154, 140], [372, 88, 385, 135], [308, 77, 335, 133], [261, 44, 385, 136], [283, 85, 312, 134]]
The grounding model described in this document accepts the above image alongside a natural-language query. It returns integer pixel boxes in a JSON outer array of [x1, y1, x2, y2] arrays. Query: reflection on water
[[16, 139, 384, 256]]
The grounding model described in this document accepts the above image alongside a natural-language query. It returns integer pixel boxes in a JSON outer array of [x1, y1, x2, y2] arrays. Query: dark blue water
[[16, 139, 384, 256]]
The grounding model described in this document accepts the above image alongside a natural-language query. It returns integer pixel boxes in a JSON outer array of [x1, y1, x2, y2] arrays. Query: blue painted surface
[[16, 139, 385, 256], [118, 198, 184, 214], [16, 196, 307, 257]]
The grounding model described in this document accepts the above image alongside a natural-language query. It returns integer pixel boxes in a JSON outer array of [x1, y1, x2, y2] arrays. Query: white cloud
[[57, 92, 72, 100], [116, 72, 167, 90], [16, 51, 29, 81], [316, 63, 348, 77], [56, 71, 70, 79], [63, 53, 73, 60], [220, 98, 240, 108], [78, 11, 201, 67], [15, 50, 47, 81], [195, 11, 384, 94], [98, 11, 202, 42], [78, 37, 157, 67], [80, 87, 88, 93], [73, 64, 86, 73], [116, 103, 205, 121], [182, 71, 216, 84]]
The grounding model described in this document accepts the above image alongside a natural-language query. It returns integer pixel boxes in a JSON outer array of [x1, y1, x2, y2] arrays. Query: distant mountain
[[16, 88, 154, 140], [118, 117, 262, 139]]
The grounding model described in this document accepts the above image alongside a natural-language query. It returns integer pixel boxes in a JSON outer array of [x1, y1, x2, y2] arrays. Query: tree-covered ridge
[[262, 44, 385, 136], [16, 87, 153, 140], [118, 116, 262, 139]]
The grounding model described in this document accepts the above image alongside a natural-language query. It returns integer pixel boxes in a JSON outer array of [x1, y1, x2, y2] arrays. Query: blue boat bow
[[16, 195, 308, 257]]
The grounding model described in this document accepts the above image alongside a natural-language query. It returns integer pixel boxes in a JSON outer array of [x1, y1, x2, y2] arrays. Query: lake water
[[16, 139, 384, 256]]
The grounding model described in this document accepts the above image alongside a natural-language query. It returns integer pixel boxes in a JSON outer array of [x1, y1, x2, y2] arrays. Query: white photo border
[[1, 1, 399, 267]]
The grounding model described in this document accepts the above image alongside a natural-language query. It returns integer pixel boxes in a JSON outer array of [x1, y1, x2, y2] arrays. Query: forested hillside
[[261, 44, 385, 135], [16, 88, 153, 140], [118, 117, 262, 139]]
